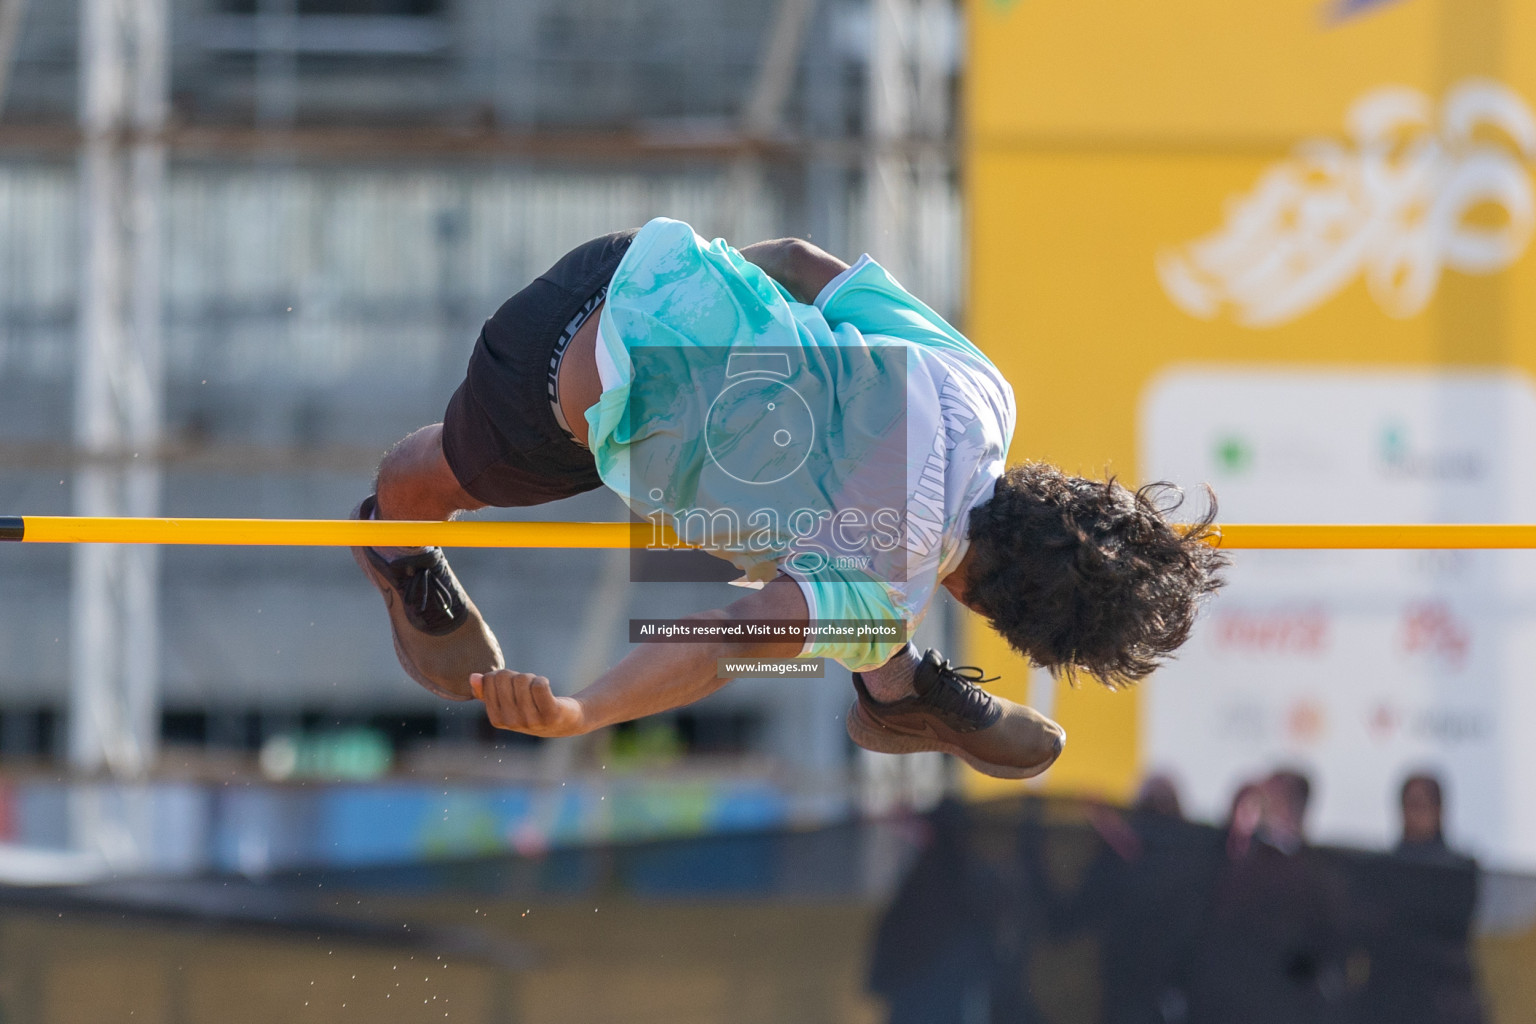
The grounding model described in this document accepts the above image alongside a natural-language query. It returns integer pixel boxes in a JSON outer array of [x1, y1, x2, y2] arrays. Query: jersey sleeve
[[788, 568, 911, 673], [815, 255, 991, 367]]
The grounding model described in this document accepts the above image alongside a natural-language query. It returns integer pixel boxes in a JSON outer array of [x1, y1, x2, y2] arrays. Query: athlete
[[353, 219, 1226, 780]]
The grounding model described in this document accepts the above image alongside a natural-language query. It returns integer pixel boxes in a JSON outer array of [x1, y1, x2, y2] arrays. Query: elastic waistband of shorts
[[546, 285, 608, 448]]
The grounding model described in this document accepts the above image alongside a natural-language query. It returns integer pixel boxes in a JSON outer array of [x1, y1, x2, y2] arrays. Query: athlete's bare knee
[[375, 424, 481, 520]]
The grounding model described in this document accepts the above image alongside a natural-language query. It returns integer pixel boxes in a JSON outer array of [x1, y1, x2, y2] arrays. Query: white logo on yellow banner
[[1158, 80, 1536, 327]]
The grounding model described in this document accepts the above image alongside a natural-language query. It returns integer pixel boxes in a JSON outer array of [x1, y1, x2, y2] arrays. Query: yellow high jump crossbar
[[8, 516, 1536, 549]]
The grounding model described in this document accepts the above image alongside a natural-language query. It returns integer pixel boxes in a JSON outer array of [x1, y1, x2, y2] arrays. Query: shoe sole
[[844, 701, 1059, 781], [352, 544, 480, 702]]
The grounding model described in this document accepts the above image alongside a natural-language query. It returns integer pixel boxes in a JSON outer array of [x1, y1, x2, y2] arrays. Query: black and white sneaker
[[351, 495, 504, 701], [846, 649, 1065, 780]]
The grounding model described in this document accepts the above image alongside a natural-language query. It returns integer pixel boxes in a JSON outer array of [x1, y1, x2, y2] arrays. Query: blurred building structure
[[0, 0, 963, 801]]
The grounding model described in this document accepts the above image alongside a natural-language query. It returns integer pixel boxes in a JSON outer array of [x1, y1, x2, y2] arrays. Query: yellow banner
[[966, 0, 1536, 799]]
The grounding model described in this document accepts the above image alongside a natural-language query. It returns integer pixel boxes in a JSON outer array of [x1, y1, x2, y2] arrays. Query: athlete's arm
[[738, 238, 849, 305], [470, 576, 809, 737]]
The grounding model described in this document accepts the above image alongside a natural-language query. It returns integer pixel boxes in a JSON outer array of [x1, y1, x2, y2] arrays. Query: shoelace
[[925, 660, 1001, 723], [390, 555, 461, 631]]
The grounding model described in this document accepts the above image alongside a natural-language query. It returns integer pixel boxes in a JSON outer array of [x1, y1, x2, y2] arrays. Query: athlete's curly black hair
[[961, 463, 1227, 687]]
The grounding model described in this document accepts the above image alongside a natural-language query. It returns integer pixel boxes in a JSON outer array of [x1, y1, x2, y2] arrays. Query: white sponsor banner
[[1141, 368, 1536, 869]]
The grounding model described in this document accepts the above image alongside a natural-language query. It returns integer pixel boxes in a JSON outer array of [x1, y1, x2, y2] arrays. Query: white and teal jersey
[[586, 218, 1015, 671]]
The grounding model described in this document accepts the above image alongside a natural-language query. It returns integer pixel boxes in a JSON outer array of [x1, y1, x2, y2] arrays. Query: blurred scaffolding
[[0, 0, 965, 869]]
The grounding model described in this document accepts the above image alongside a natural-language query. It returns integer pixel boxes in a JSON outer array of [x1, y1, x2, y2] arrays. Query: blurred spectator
[[1085, 773, 1187, 865], [865, 781, 1486, 1024], [1187, 770, 1348, 1024], [1350, 772, 1483, 1024], [1135, 773, 1184, 819], [1225, 780, 1265, 860], [1397, 773, 1472, 868], [1260, 768, 1312, 852], [1096, 775, 1215, 1024], [1020, 775, 1216, 1024], [867, 798, 1020, 1024]]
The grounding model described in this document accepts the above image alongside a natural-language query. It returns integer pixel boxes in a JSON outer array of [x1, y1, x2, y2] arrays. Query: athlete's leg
[[376, 424, 484, 523], [859, 644, 921, 701], [370, 424, 483, 560], [354, 229, 636, 702]]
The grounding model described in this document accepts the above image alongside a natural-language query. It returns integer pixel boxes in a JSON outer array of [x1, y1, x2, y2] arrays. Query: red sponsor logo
[[1213, 607, 1329, 655], [1401, 601, 1470, 669]]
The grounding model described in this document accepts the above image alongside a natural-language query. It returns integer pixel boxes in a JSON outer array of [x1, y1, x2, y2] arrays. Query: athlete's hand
[[470, 669, 588, 738]]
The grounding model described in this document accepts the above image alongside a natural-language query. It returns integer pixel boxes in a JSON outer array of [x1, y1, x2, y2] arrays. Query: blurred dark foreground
[[871, 798, 1506, 1024], [0, 795, 1529, 1024]]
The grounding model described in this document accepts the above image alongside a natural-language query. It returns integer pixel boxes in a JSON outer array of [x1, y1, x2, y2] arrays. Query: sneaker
[[350, 495, 504, 701], [846, 649, 1065, 780]]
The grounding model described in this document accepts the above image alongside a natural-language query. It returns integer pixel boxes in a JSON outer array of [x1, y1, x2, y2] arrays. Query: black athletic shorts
[[441, 229, 637, 507]]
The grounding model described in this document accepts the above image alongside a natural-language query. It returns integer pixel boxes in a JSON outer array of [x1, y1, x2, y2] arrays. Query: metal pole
[[864, 0, 913, 282], [73, 0, 166, 778], [255, 0, 298, 128], [741, 0, 816, 140], [723, 0, 816, 245], [125, 0, 167, 781], [910, 0, 955, 313], [862, 0, 947, 807], [0, 0, 30, 117]]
